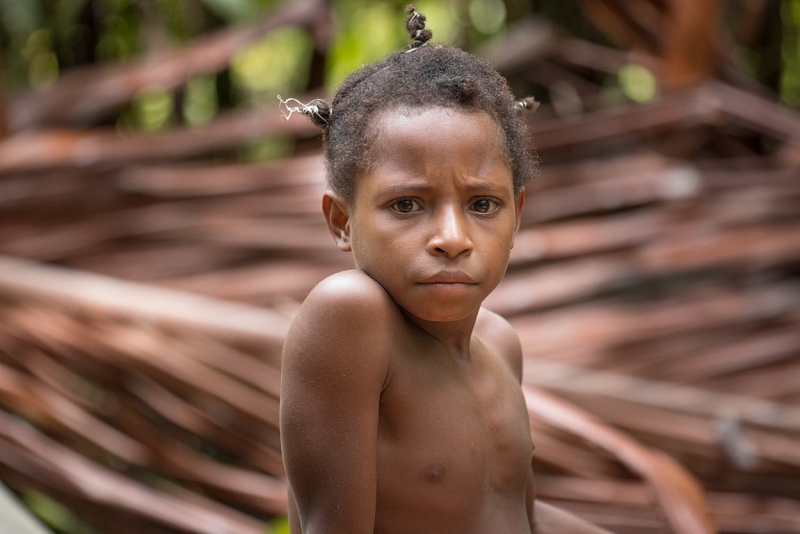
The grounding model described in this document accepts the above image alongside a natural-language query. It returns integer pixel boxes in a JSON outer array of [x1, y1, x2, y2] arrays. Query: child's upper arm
[[280, 271, 392, 534]]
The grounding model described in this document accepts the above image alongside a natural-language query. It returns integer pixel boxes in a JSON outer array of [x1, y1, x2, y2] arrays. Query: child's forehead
[[340, 104, 515, 203], [372, 103, 496, 124], [349, 106, 513, 194], [368, 104, 504, 143]]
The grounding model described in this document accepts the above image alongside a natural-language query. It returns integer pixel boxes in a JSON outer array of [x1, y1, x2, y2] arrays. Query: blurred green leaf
[[326, 1, 406, 90], [618, 63, 657, 103], [131, 85, 175, 131], [184, 74, 219, 125], [267, 515, 291, 534], [243, 135, 294, 161], [195, 0, 260, 22], [53, 0, 92, 35], [231, 25, 313, 103], [469, 0, 506, 35], [0, 0, 43, 36], [21, 491, 96, 534], [781, 0, 800, 108]]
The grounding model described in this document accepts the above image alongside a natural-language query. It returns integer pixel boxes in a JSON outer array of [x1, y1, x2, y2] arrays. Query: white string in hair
[[515, 99, 540, 112], [405, 38, 428, 53], [277, 95, 328, 124], [405, 10, 426, 53]]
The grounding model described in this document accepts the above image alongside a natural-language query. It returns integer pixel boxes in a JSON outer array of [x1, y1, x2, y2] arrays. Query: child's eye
[[391, 199, 422, 214], [471, 198, 499, 214]]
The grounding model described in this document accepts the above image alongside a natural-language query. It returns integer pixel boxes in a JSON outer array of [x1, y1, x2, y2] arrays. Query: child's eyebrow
[[380, 183, 433, 196], [464, 180, 509, 193], [380, 180, 509, 196]]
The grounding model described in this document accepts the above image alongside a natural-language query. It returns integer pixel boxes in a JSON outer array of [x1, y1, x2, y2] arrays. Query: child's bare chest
[[374, 343, 533, 532]]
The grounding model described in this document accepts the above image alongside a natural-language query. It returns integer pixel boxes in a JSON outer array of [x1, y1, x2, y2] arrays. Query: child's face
[[326, 106, 523, 323]]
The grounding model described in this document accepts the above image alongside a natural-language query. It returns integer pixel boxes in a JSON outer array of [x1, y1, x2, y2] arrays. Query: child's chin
[[403, 302, 480, 324]]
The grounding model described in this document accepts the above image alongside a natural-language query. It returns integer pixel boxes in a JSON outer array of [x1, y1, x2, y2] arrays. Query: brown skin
[[280, 106, 611, 534]]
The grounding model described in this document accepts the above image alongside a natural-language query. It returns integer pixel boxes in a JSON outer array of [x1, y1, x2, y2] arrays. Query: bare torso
[[282, 271, 535, 534], [374, 306, 534, 534]]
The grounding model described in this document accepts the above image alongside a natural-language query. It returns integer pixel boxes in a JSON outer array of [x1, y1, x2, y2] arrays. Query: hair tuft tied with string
[[405, 4, 433, 49], [515, 96, 540, 113], [277, 95, 331, 129]]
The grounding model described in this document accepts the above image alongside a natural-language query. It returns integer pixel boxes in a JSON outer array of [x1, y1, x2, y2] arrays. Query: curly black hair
[[301, 5, 537, 202]]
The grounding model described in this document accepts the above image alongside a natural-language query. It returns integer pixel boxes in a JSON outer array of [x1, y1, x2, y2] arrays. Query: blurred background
[[0, 0, 799, 532]]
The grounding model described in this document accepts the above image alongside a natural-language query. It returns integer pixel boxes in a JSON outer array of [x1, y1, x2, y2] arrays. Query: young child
[[279, 6, 612, 533]]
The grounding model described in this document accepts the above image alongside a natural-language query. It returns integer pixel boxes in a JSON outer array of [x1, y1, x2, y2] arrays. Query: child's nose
[[427, 207, 473, 258]]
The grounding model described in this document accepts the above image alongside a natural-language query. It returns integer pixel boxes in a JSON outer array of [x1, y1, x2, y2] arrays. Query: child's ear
[[322, 191, 352, 252], [511, 187, 525, 248]]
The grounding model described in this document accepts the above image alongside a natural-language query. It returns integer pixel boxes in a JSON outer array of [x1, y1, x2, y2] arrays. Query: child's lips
[[418, 271, 478, 285]]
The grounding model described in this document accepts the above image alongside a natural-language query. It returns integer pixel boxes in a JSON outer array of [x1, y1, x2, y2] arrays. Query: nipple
[[423, 462, 447, 482]]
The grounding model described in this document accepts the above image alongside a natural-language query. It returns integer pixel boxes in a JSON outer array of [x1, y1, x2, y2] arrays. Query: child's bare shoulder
[[298, 269, 397, 324], [283, 270, 399, 373], [476, 307, 524, 382]]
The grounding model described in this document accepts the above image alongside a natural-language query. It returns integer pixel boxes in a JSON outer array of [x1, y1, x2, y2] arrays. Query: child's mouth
[[418, 271, 478, 285]]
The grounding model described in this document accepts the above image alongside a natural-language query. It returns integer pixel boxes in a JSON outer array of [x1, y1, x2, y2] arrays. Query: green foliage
[[325, 0, 408, 90], [184, 74, 219, 125], [1, 0, 798, 132], [468, 0, 506, 35], [618, 63, 657, 103], [131, 84, 175, 130], [242, 135, 294, 161], [324, 0, 467, 90], [21, 28, 59, 91], [267, 515, 291, 534], [21, 491, 96, 534], [0, 1, 42, 90], [782, 0, 800, 108], [195, 0, 275, 22], [231, 25, 313, 104]]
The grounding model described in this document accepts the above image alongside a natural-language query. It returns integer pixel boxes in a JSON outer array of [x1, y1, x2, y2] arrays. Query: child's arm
[[279, 272, 392, 534], [525, 459, 613, 533]]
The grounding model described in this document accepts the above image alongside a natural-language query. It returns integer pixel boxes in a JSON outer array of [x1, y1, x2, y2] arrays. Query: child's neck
[[402, 308, 479, 361]]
